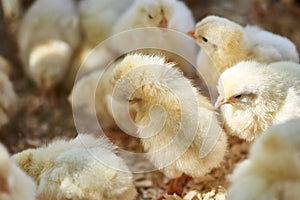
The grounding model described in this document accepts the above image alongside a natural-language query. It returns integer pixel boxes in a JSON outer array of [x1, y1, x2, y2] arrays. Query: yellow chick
[[0, 143, 36, 200], [215, 60, 300, 141], [11, 134, 137, 200], [0, 57, 17, 128], [17, 0, 81, 93], [191, 15, 299, 93], [228, 119, 300, 200], [112, 53, 227, 178]]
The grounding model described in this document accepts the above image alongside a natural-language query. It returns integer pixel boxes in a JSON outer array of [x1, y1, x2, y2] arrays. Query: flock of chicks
[[0, 0, 300, 199]]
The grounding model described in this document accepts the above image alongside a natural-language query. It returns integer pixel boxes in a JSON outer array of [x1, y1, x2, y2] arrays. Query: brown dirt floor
[[0, 0, 299, 199]]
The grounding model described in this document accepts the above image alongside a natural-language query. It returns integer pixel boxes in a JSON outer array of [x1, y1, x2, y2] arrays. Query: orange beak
[[187, 29, 196, 39], [214, 98, 231, 109], [158, 10, 168, 28]]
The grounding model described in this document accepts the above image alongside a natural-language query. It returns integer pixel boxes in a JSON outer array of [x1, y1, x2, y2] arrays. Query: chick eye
[[147, 14, 153, 19], [202, 37, 208, 42], [234, 94, 242, 99]]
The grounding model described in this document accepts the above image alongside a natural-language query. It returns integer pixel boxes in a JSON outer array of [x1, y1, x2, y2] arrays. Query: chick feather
[[193, 15, 299, 93], [228, 119, 300, 200], [0, 143, 36, 200], [112, 53, 227, 178], [17, 0, 81, 91], [11, 134, 136, 200], [216, 60, 300, 141]]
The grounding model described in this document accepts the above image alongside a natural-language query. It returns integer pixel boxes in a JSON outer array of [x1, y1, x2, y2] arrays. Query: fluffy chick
[[112, 0, 198, 76], [0, 143, 36, 200], [0, 57, 18, 128], [228, 119, 300, 200], [17, 0, 81, 92], [112, 53, 227, 178], [192, 15, 299, 91], [193, 15, 299, 72], [216, 60, 300, 141], [11, 134, 136, 200]]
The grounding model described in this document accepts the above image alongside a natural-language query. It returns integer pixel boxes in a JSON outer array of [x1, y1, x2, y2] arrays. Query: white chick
[[0, 57, 17, 128], [215, 60, 300, 141], [112, 53, 227, 178], [0, 143, 36, 200], [192, 15, 299, 92], [11, 134, 137, 200], [228, 119, 300, 200], [17, 0, 81, 92], [78, 0, 133, 47], [111, 0, 198, 76]]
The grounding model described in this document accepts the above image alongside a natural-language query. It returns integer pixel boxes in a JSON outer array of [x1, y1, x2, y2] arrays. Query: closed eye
[[147, 14, 153, 19]]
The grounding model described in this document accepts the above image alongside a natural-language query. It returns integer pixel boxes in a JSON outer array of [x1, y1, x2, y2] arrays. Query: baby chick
[[216, 60, 300, 141], [191, 15, 299, 92], [111, 0, 198, 76], [112, 53, 227, 179], [0, 57, 17, 128], [0, 143, 36, 200], [17, 0, 81, 93], [228, 119, 300, 200], [11, 134, 137, 200]]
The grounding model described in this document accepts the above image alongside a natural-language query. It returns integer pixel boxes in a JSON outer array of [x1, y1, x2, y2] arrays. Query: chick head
[[250, 118, 300, 180], [192, 15, 246, 72], [112, 53, 177, 106], [128, 0, 181, 28], [29, 40, 72, 90], [215, 61, 286, 139]]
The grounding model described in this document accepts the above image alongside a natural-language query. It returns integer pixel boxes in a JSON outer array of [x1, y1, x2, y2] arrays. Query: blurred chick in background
[[190, 15, 299, 97], [0, 143, 36, 200], [11, 134, 137, 200], [64, 0, 133, 89], [112, 53, 227, 180], [17, 0, 81, 95], [216, 60, 300, 141], [0, 56, 17, 129], [111, 0, 199, 76], [228, 119, 300, 200]]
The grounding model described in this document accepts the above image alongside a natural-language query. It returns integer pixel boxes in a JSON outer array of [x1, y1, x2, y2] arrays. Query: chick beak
[[159, 10, 168, 28], [215, 98, 231, 109], [187, 29, 196, 39]]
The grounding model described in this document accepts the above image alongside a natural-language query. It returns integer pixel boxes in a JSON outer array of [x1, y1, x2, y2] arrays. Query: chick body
[[216, 60, 300, 140], [0, 143, 36, 200], [12, 134, 136, 200], [18, 0, 80, 90], [112, 53, 227, 178], [228, 119, 300, 200]]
